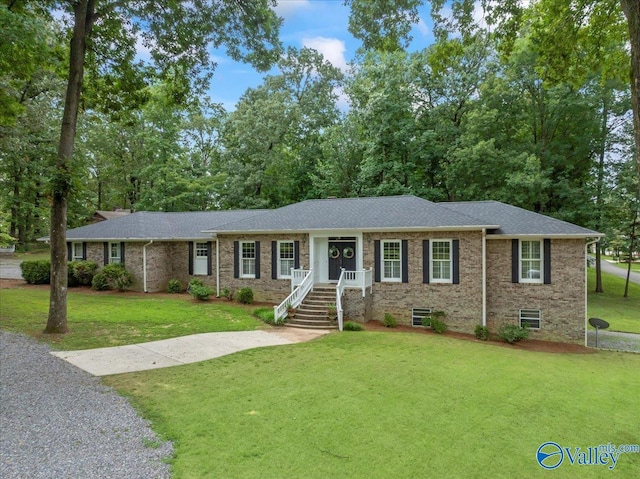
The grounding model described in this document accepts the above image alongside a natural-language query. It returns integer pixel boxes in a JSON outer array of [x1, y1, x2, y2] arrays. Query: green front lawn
[[106, 332, 640, 478], [587, 269, 640, 334], [0, 287, 263, 350]]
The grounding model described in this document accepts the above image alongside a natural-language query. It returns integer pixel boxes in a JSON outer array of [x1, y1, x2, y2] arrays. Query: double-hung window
[[278, 241, 295, 278], [382, 240, 401, 282], [109, 242, 121, 264], [241, 241, 256, 278], [520, 240, 542, 283], [431, 240, 452, 283], [72, 242, 84, 261]]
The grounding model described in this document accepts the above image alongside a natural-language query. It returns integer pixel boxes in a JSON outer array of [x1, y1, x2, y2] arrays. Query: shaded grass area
[[0, 287, 263, 350], [106, 332, 640, 479], [587, 268, 640, 334]]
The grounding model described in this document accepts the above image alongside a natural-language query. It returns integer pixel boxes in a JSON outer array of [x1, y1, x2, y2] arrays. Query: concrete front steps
[[287, 285, 338, 330]]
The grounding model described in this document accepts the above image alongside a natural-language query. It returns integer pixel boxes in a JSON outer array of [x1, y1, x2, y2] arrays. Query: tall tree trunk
[[45, 0, 95, 334], [620, 0, 640, 199], [594, 98, 609, 293], [624, 208, 638, 298]]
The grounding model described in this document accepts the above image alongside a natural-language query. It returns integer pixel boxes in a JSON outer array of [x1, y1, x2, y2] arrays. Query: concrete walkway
[[51, 329, 330, 376]]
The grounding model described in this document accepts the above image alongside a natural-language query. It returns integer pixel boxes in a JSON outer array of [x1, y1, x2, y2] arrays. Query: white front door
[[194, 242, 209, 275]]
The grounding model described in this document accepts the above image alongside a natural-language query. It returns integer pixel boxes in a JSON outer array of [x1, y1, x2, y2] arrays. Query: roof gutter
[[143, 240, 153, 293], [482, 228, 487, 327]]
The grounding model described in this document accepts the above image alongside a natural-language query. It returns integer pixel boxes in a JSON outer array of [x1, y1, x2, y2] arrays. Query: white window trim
[[430, 239, 452, 284], [109, 242, 121, 264], [278, 240, 295, 279], [240, 241, 256, 278], [519, 309, 541, 330], [72, 242, 83, 261], [519, 239, 543, 284], [381, 239, 402, 282]]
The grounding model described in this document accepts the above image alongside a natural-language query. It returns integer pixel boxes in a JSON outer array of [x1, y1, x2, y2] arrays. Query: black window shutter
[[103, 242, 109, 265], [401, 240, 409, 283], [207, 242, 212, 275], [374, 240, 381, 282], [188, 242, 194, 275], [255, 241, 260, 279], [82, 242, 87, 260], [233, 241, 239, 278], [452, 239, 460, 284], [67, 243, 72, 261], [120, 242, 125, 265], [511, 239, 519, 283], [294, 240, 300, 269], [422, 240, 430, 284], [544, 239, 551, 284], [271, 241, 278, 279]]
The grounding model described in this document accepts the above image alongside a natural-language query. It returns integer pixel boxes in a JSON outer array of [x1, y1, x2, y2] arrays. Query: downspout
[[585, 237, 601, 347], [214, 234, 220, 298], [482, 228, 487, 327], [143, 240, 153, 293]]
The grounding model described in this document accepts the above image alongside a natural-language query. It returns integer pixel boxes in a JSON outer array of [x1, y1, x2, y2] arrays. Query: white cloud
[[274, 0, 311, 18], [302, 36, 349, 72], [416, 17, 429, 37]]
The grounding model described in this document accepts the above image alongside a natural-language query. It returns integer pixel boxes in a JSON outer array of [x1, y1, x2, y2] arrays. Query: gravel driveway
[[0, 331, 173, 479], [586, 329, 640, 353]]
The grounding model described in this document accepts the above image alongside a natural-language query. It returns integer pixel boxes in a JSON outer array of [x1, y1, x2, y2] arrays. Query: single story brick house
[[55, 195, 601, 345]]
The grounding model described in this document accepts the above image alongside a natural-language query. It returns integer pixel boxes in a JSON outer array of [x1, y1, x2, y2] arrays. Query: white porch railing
[[336, 268, 373, 331], [291, 268, 308, 291], [274, 269, 314, 323]]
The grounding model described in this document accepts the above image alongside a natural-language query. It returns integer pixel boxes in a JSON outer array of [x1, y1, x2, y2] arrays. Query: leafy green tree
[[28, 0, 282, 334], [221, 47, 343, 208], [344, 0, 421, 52]]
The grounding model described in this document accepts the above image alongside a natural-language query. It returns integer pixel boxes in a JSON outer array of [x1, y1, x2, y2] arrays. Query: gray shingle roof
[[52, 196, 601, 241], [440, 201, 601, 237], [61, 210, 265, 241], [206, 195, 497, 233]]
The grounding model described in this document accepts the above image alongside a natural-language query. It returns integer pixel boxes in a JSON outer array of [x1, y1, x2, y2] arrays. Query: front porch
[[274, 268, 373, 331]]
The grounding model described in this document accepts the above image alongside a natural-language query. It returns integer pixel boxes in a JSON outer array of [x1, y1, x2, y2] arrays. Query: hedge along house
[[204, 196, 601, 345], [55, 195, 600, 345], [58, 210, 264, 293]]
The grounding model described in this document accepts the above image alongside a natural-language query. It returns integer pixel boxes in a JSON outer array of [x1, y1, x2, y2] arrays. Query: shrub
[[343, 321, 364, 331], [474, 325, 490, 341], [236, 287, 254, 304], [430, 311, 447, 334], [68, 261, 98, 287], [382, 312, 397, 328], [91, 272, 110, 291], [221, 287, 233, 301], [92, 264, 133, 292], [430, 317, 447, 334], [20, 260, 51, 284], [167, 279, 182, 293], [188, 279, 212, 301], [498, 324, 529, 344]]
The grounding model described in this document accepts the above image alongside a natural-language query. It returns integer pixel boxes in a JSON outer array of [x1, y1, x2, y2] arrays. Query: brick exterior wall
[[217, 234, 309, 302], [361, 231, 484, 333], [78, 233, 587, 344], [83, 241, 218, 293], [486, 238, 585, 344]]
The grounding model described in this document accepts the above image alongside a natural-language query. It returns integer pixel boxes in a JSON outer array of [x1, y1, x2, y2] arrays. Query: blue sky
[[206, 0, 437, 111]]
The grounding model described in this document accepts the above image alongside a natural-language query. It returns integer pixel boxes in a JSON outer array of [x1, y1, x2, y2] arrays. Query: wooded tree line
[[1, 1, 638, 255]]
